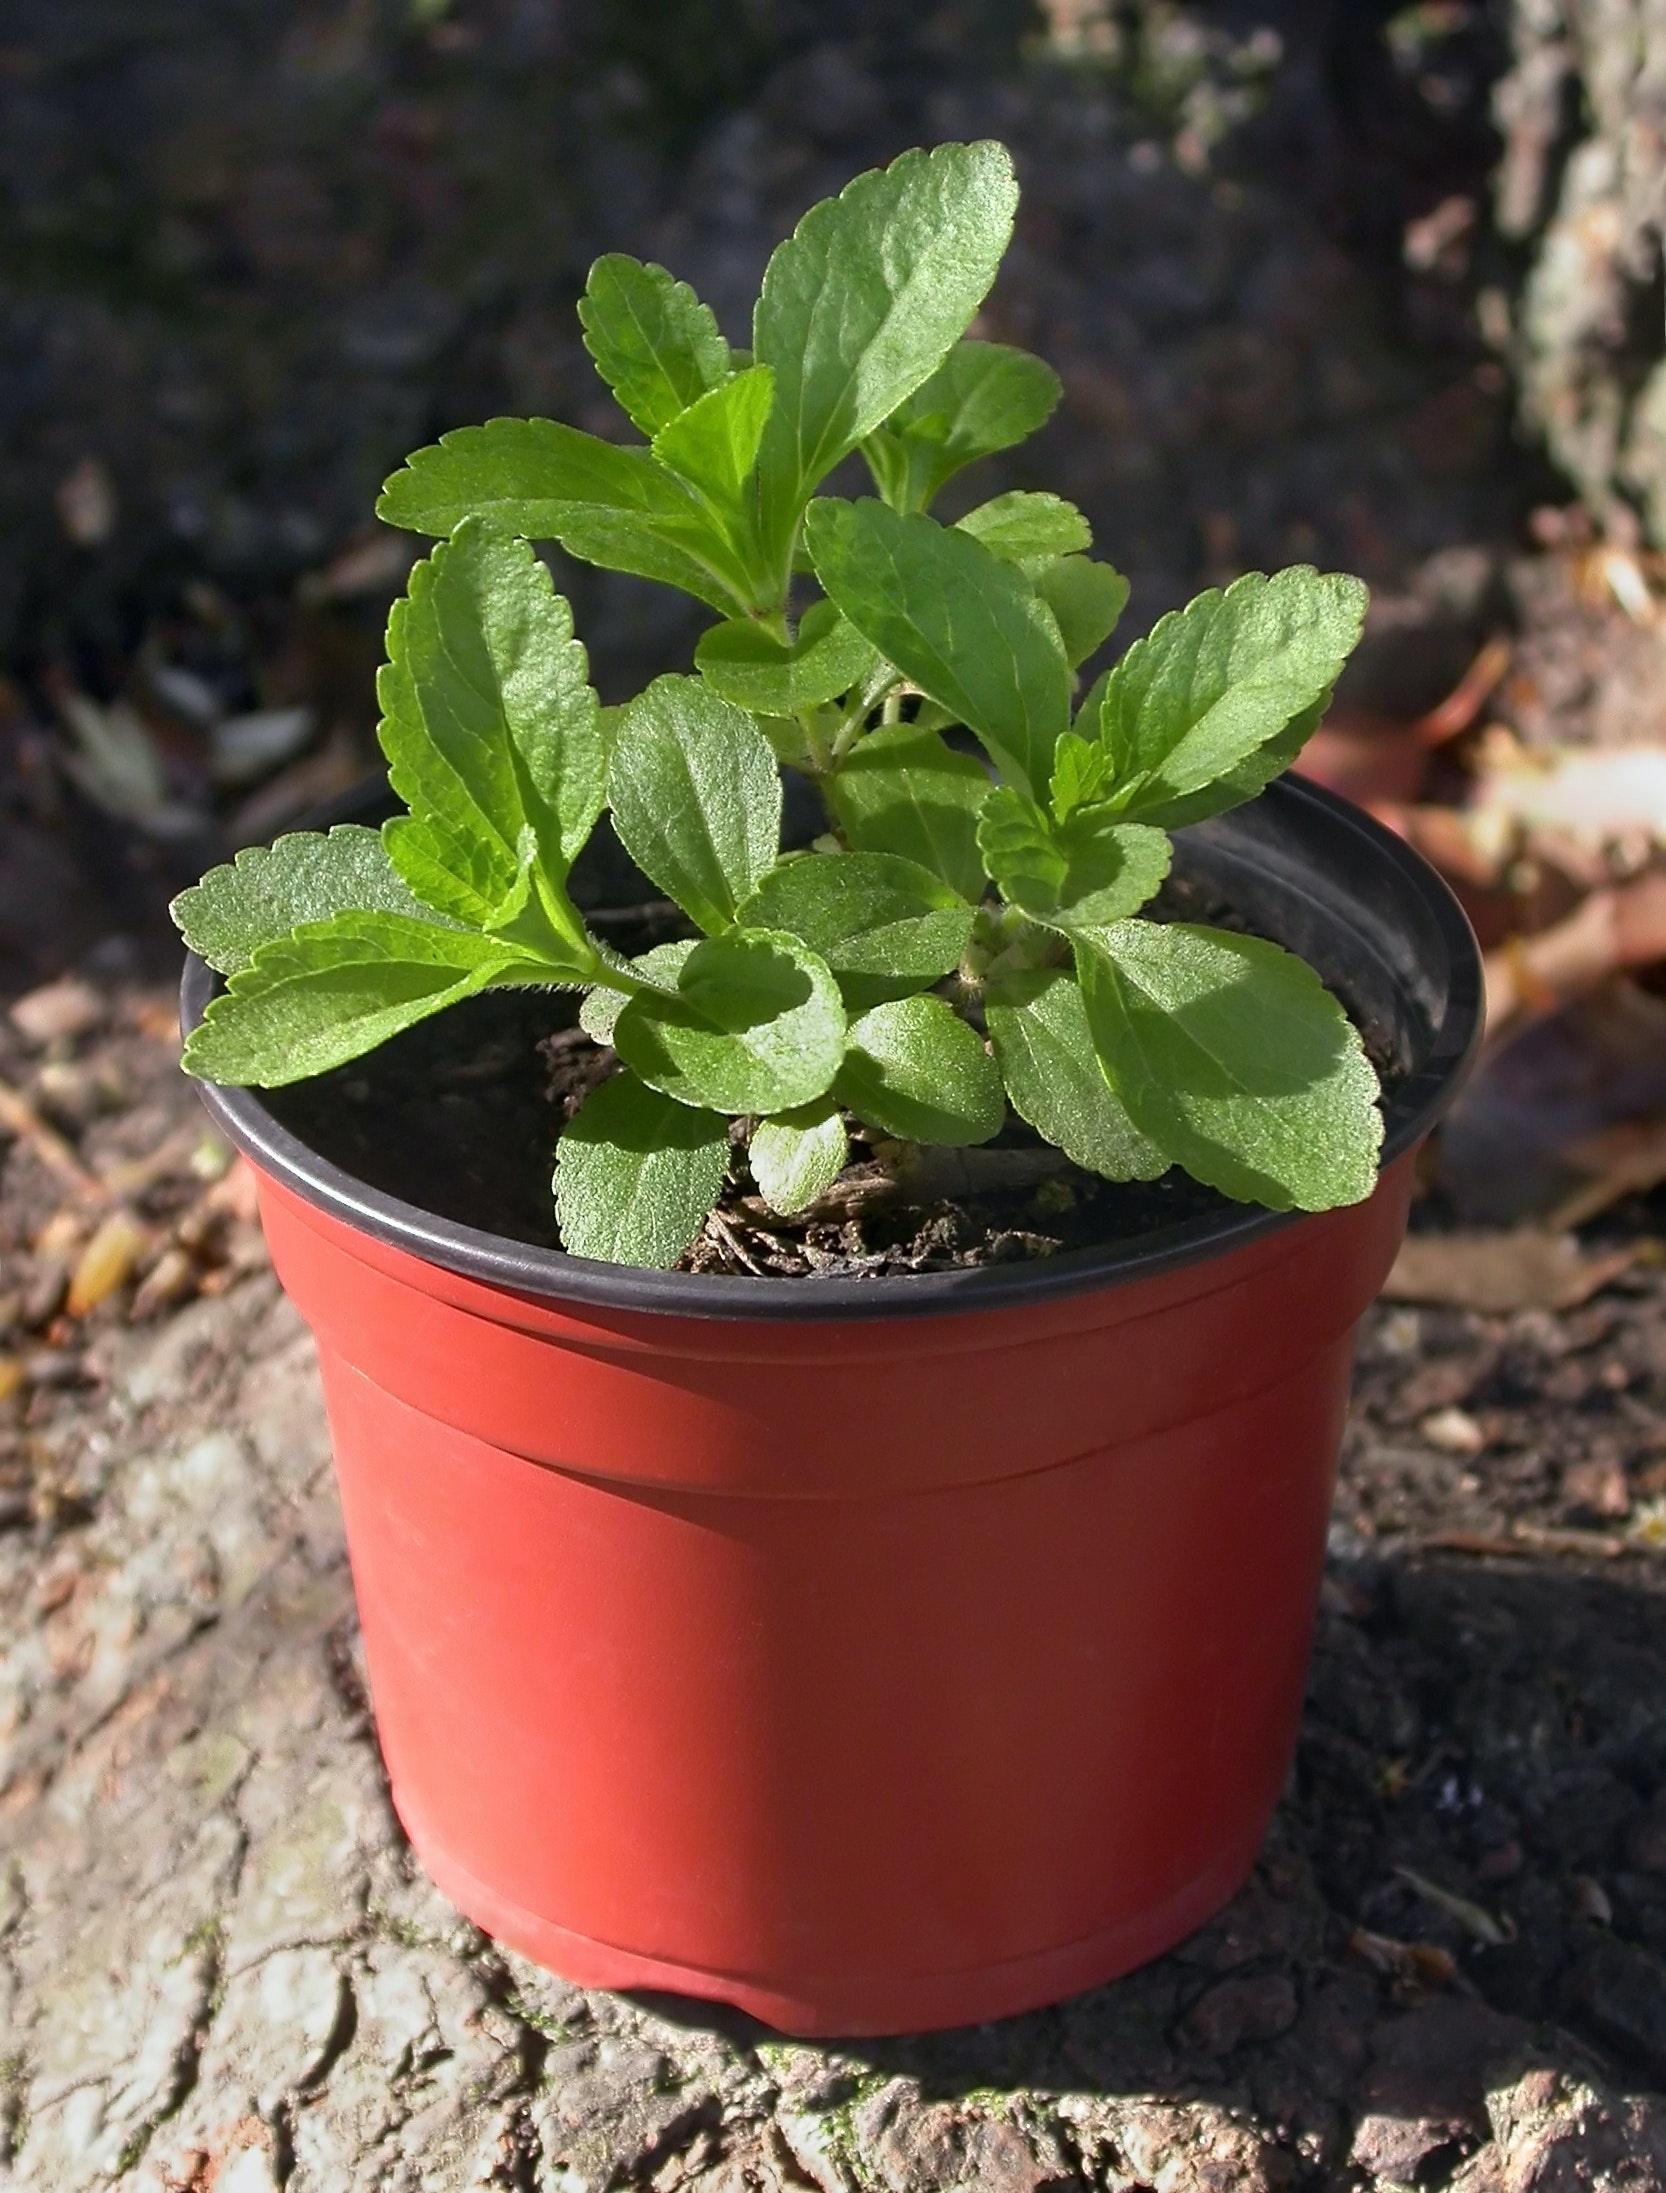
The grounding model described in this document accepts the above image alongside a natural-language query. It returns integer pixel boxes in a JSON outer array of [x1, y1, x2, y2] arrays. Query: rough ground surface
[[2, 978, 1666, 2192]]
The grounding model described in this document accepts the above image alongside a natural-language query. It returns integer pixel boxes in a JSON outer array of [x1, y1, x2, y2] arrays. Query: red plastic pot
[[183, 776, 1481, 2036]]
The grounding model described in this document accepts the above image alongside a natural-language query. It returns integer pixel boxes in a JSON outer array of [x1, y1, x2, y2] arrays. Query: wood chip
[[1383, 1229, 1637, 1313], [1417, 1522, 1630, 1560], [0, 1080, 105, 1203], [9, 977, 103, 1046], [1393, 1865, 1513, 1945], [1348, 1925, 1460, 1994], [65, 1209, 149, 1316]]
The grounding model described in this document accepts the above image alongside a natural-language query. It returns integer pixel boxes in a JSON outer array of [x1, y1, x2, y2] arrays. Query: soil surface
[[3, 967, 1666, 2192], [258, 848, 1409, 1283]]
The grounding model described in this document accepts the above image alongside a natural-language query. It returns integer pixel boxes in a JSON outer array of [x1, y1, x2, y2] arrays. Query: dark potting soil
[[263, 886, 1407, 1280]]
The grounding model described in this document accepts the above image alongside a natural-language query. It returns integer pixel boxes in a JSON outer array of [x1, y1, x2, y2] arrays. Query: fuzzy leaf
[[806, 499, 1070, 797], [577, 255, 730, 436], [695, 600, 878, 714], [1107, 694, 1328, 829], [554, 1070, 729, 1268], [749, 1097, 848, 1215], [985, 967, 1167, 1181], [834, 993, 1004, 1146], [652, 364, 775, 513], [377, 522, 604, 923], [955, 491, 1090, 564], [613, 929, 846, 1114], [861, 339, 1062, 510], [376, 418, 753, 614], [1049, 731, 1116, 820], [738, 849, 974, 1009], [1097, 567, 1366, 817], [753, 142, 1018, 572], [977, 788, 1170, 930], [578, 939, 698, 1046], [182, 913, 528, 1088], [826, 722, 991, 899], [608, 677, 782, 935], [1075, 920, 1382, 1210], [171, 824, 448, 977], [1034, 557, 1130, 668]]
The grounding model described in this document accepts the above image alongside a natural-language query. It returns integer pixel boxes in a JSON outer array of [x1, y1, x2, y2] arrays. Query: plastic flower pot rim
[[179, 770, 1482, 1324]]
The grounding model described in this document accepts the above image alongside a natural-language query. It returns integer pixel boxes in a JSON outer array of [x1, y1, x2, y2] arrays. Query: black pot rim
[[180, 773, 1483, 1323]]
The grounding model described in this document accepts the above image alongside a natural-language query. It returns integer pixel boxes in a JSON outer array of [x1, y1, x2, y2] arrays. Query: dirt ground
[[4, 4, 1666, 2186], [0, 950, 1664, 2192]]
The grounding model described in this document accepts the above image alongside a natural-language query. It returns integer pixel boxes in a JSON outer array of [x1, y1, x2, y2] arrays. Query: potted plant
[[174, 141, 1481, 2037]]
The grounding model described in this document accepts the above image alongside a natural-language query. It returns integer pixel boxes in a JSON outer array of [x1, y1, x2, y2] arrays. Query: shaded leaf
[[806, 498, 1070, 796], [1034, 556, 1130, 668], [554, 1069, 729, 1267], [608, 676, 782, 934], [986, 967, 1167, 1180], [613, 928, 846, 1114], [171, 824, 448, 977], [652, 364, 775, 511], [834, 993, 1004, 1146], [750, 1096, 848, 1214], [1075, 920, 1382, 1209], [577, 254, 730, 436], [826, 721, 991, 899], [739, 848, 974, 1008], [956, 491, 1090, 564], [861, 339, 1061, 510], [978, 787, 1170, 929], [579, 938, 698, 1045], [1049, 730, 1116, 820], [695, 599, 878, 714]]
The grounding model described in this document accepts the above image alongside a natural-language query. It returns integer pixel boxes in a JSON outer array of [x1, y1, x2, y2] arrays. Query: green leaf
[[955, 491, 1090, 564], [577, 254, 731, 436], [170, 824, 450, 977], [1034, 557, 1130, 668], [651, 365, 775, 513], [1048, 731, 1116, 820], [608, 931, 844, 1116], [377, 521, 604, 919], [985, 968, 1166, 1180], [806, 499, 1070, 797], [749, 1096, 848, 1214], [1075, 920, 1382, 1210], [608, 676, 782, 935], [826, 721, 991, 899], [861, 339, 1062, 511], [738, 849, 975, 1010], [554, 1070, 729, 1268], [578, 938, 698, 1045], [753, 142, 1018, 575], [1097, 567, 1367, 818], [613, 929, 846, 1114], [1105, 694, 1327, 830], [978, 788, 1170, 931], [695, 599, 879, 715], [181, 913, 529, 1088], [376, 418, 753, 614], [834, 993, 1004, 1146]]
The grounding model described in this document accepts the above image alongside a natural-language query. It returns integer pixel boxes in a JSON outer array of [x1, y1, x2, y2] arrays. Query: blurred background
[[6, 0, 1666, 1237]]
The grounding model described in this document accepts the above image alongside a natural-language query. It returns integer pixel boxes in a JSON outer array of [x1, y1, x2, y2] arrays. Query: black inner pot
[[180, 774, 1483, 1321]]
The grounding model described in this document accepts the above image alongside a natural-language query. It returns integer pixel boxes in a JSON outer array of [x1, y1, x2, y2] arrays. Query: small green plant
[[173, 140, 1380, 1270]]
